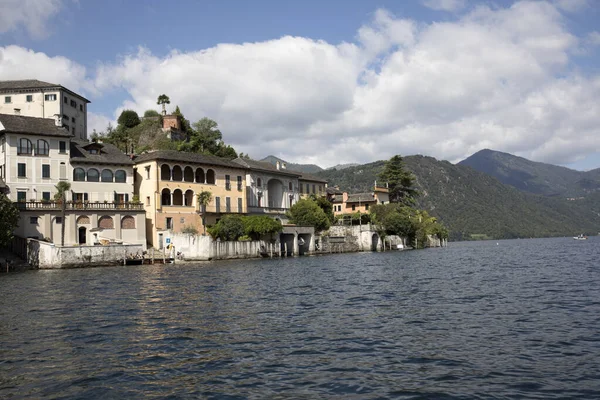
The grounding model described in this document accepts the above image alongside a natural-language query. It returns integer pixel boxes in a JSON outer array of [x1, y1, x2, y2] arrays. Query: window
[[115, 170, 126, 183], [352, 204, 356, 211], [71, 117, 75, 123], [72, 126, 76, 135], [70, 100, 76, 107], [226, 197, 231, 213], [37, 139, 49, 156], [4, 96, 11, 103], [42, 192, 51, 201], [215, 196, 221, 213], [64, 96, 68, 104], [63, 113, 68, 121], [319, 185, 323, 193], [365, 203, 369, 210], [312, 184, 316, 194], [238, 198, 243, 212], [257, 178, 262, 187], [87, 168, 99, 182], [73, 167, 85, 181], [42, 164, 50, 178], [225, 175, 231, 190], [88, 148, 97, 155], [289, 182, 293, 191], [166, 217, 173, 230], [60, 162, 66, 180], [146, 196, 150, 206], [30, 217, 38, 225], [18, 138, 33, 155], [145, 166, 150, 179], [45, 94, 57, 101], [59, 141, 66, 153], [18, 163, 26, 177], [101, 169, 113, 182], [299, 184, 303, 194], [55, 217, 63, 224], [80, 104, 83, 111], [237, 176, 242, 191], [26, 95, 33, 102], [99, 216, 114, 229], [17, 191, 26, 202]]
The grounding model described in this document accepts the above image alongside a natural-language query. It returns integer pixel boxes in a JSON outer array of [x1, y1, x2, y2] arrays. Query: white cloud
[[0, 0, 64, 39], [3, 1, 599, 169], [586, 31, 600, 46], [421, 0, 467, 12], [87, 112, 114, 135], [553, 0, 589, 13]]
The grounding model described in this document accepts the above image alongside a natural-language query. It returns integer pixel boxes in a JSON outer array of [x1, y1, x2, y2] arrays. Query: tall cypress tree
[[378, 155, 418, 205]]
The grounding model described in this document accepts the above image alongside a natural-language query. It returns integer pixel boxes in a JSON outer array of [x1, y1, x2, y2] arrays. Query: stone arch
[[98, 216, 114, 229], [160, 164, 171, 181], [76, 215, 90, 225], [172, 165, 183, 181], [173, 189, 183, 206], [371, 233, 379, 251], [184, 190, 194, 206], [206, 169, 215, 184], [184, 166, 194, 182], [161, 188, 171, 206], [267, 179, 284, 208], [121, 216, 136, 229]]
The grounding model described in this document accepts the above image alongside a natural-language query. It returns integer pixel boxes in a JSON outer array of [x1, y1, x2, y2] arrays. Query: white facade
[[0, 83, 89, 140], [0, 132, 71, 202], [70, 164, 135, 203]]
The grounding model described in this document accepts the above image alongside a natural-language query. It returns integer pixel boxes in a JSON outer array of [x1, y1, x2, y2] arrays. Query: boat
[[573, 234, 588, 240]]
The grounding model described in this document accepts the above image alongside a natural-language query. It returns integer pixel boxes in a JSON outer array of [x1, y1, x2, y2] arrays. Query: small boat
[[573, 234, 588, 240]]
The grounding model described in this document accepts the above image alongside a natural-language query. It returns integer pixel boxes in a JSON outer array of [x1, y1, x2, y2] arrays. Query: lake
[[1, 237, 599, 399]]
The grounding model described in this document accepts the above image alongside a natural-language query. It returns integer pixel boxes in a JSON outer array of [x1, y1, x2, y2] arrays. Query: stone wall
[[27, 239, 145, 269]]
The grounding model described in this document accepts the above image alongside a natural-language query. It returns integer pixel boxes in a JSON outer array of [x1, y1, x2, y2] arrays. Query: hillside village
[[1, 79, 442, 268]]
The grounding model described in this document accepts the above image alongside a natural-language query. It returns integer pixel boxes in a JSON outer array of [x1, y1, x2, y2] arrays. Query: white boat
[[573, 234, 588, 240]]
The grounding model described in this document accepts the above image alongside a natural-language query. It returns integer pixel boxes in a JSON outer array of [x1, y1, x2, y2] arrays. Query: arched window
[[121, 216, 136, 229], [18, 138, 33, 155], [161, 188, 171, 206], [37, 139, 49, 156], [172, 189, 183, 206], [172, 165, 183, 181], [73, 167, 85, 181], [87, 168, 99, 182], [206, 169, 215, 184], [98, 216, 114, 229], [76, 215, 90, 224], [184, 190, 194, 206], [101, 169, 113, 182], [160, 164, 171, 181], [115, 170, 126, 183], [195, 168, 205, 183], [184, 166, 194, 182]]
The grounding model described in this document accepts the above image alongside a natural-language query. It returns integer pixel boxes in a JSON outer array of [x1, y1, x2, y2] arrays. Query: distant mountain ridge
[[459, 149, 600, 197]]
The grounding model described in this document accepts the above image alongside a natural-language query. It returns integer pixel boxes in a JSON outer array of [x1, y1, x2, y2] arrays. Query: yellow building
[[134, 151, 249, 249], [298, 172, 327, 199], [331, 185, 390, 216]]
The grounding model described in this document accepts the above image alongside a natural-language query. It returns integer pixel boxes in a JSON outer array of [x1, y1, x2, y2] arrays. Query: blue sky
[[1, 0, 599, 170]]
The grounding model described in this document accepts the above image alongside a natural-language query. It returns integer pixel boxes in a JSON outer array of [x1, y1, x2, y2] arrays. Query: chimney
[[276, 161, 280, 170], [53, 114, 62, 127]]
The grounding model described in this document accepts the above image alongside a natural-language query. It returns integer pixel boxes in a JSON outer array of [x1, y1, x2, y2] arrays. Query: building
[[331, 185, 390, 216], [0, 79, 90, 140], [298, 172, 327, 199], [133, 150, 249, 248], [0, 113, 146, 246], [232, 158, 301, 222]]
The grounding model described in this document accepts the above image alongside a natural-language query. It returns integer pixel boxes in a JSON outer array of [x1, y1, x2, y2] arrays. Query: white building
[[0, 79, 90, 140]]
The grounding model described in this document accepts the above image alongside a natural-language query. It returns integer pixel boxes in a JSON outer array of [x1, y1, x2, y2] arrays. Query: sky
[[1, 0, 599, 170]]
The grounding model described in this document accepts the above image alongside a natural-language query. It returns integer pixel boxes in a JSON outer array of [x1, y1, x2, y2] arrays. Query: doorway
[[78, 226, 87, 244]]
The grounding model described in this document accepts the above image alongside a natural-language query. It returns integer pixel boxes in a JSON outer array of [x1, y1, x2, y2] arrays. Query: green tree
[[207, 214, 244, 241], [197, 191, 212, 234], [310, 194, 334, 223], [157, 94, 170, 114], [287, 198, 330, 233], [54, 181, 71, 246], [117, 110, 141, 129], [0, 194, 19, 247], [242, 216, 283, 240], [378, 155, 418, 205], [179, 117, 238, 159], [143, 109, 161, 118]]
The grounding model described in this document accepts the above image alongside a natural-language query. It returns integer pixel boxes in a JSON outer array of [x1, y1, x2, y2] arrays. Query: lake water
[[1, 237, 599, 399]]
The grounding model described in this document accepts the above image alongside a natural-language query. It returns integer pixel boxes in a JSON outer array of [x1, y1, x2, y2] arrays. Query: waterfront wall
[[26, 238, 145, 269]]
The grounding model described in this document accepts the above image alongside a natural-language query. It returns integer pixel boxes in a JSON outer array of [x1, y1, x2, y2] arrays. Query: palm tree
[[54, 181, 71, 246], [157, 94, 170, 115], [197, 191, 212, 235]]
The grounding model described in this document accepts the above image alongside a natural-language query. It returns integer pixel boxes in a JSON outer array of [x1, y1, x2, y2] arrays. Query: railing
[[248, 206, 288, 214], [15, 201, 145, 211], [197, 205, 244, 214]]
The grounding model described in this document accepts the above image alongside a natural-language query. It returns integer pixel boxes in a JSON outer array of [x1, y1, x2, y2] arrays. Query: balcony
[[248, 206, 288, 215], [15, 201, 145, 211], [196, 205, 244, 214]]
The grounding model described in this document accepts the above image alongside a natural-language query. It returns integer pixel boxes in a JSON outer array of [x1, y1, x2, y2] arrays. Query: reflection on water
[[1, 237, 600, 398]]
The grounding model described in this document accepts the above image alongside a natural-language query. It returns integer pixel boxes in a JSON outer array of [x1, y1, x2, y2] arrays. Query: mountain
[[458, 149, 600, 197], [316, 155, 600, 240], [327, 163, 360, 171], [260, 155, 323, 174]]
